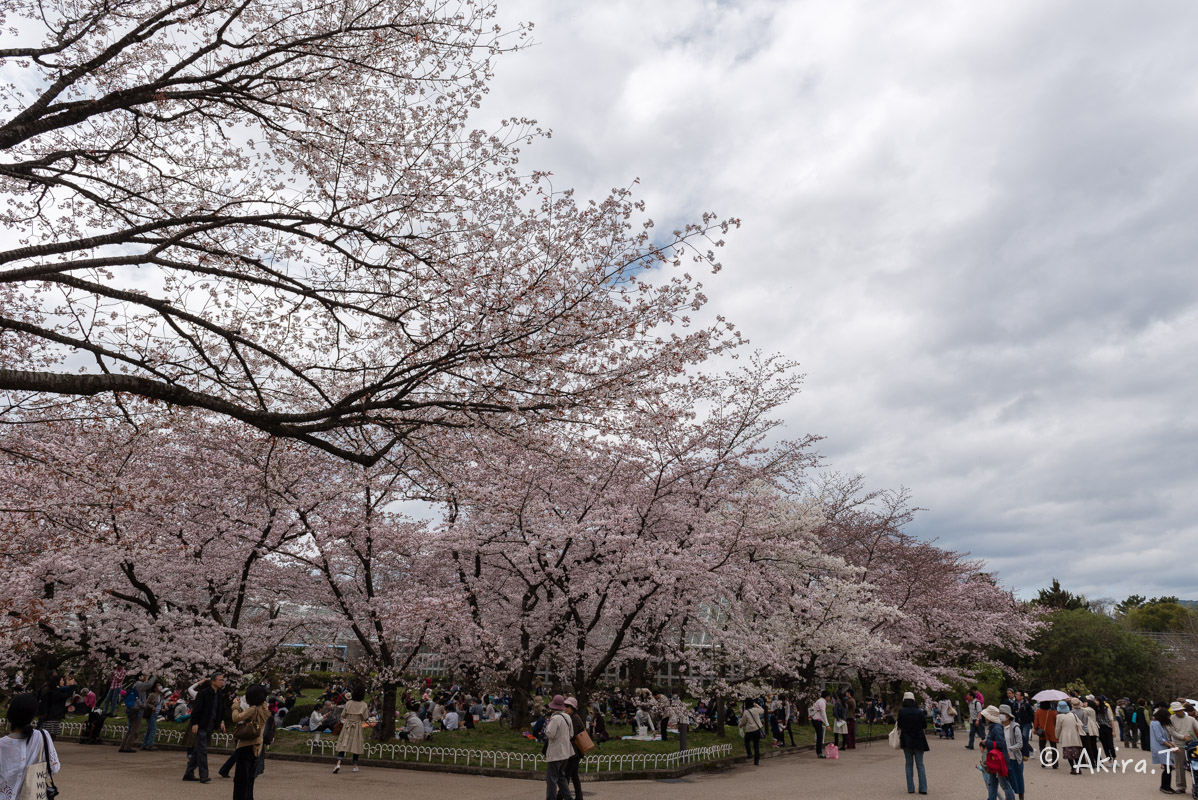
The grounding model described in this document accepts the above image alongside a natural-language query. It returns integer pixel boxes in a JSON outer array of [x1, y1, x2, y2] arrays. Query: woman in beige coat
[[232, 684, 271, 800], [1054, 701, 1084, 775], [334, 685, 369, 774]]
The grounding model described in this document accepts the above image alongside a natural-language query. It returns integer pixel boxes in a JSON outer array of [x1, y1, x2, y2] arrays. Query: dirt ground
[[48, 736, 1186, 799]]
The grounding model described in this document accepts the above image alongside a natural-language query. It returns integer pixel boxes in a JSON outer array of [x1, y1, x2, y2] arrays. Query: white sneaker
[[352, 766, 359, 773]]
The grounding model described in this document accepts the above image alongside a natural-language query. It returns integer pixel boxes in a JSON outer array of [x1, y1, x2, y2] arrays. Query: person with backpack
[[999, 705, 1025, 800], [543, 695, 575, 800], [2, 694, 61, 800], [896, 692, 929, 795], [980, 705, 1016, 800], [117, 674, 150, 752], [966, 689, 983, 749], [231, 683, 270, 800]]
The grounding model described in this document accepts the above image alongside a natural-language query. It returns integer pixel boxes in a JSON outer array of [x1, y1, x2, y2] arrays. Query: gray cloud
[[485, 0, 1198, 600]]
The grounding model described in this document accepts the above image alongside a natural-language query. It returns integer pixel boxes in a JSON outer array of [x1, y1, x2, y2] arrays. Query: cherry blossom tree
[[0, 403, 317, 682], [273, 459, 464, 741], [431, 356, 819, 727], [812, 474, 1042, 701], [0, 0, 737, 465]]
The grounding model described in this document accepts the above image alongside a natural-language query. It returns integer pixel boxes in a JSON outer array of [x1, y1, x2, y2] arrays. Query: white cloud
[[481, 0, 1198, 600]]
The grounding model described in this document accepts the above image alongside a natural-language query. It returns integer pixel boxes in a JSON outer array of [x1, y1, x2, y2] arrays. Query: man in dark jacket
[[183, 672, 227, 783]]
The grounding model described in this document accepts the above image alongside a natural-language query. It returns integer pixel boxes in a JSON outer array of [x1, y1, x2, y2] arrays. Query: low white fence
[[308, 739, 732, 772], [0, 717, 730, 773], [0, 718, 233, 749]]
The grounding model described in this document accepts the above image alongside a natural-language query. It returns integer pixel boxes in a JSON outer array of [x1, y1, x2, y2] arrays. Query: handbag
[[825, 743, 839, 759], [834, 719, 848, 735], [888, 725, 901, 750], [331, 720, 344, 736], [17, 731, 59, 800], [572, 729, 596, 755]]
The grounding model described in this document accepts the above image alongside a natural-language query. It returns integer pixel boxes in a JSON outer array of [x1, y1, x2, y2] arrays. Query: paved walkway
[[49, 738, 1182, 799]]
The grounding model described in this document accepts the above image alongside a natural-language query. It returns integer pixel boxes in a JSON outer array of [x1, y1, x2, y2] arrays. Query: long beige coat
[[1056, 711, 1083, 748], [335, 700, 368, 755]]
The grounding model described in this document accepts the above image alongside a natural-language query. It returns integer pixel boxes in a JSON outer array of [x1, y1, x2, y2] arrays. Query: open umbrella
[[1032, 690, 1070, 703]]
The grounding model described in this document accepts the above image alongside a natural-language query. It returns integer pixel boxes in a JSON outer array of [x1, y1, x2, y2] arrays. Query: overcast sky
[[480, 0, 1198, 602]]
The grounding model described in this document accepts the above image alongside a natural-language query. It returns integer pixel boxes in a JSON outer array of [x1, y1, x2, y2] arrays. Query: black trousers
[[233, 746, 258, 800], [1098, 726, 1116, 759], [812, 720, 825, 755], [743, 730, 760, 764], [566, 754, 582, 800]]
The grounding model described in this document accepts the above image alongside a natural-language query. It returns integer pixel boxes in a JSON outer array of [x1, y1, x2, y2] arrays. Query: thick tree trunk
[[374, 682, 398, 741]]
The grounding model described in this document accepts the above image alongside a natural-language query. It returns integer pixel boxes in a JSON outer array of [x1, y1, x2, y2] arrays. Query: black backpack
[[261, 713, 277, 746]]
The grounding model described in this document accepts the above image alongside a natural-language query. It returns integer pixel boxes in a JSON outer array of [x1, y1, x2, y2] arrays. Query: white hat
[[980, 705, 1002, 723], [903, 692, 915, 701]]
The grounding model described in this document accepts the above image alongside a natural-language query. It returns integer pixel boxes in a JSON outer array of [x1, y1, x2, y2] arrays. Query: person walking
[[2, 694, 61, 799], [544, 695, 575, 800], [1000, 705, 1025, 800], [811, 690, 829, 758], [980, 706, 1016, 800], [1055, 700, 1084, 775], [738, 699, 765, 765], [118, 674, 150, 752], [936, 695, 956, 739], [966, 689, 983, 749], [1151, 707, 1178, 794], [231, 683, 270, 800], [1014, 692, 1034, 760], [897, 692, 929, 795], [1077, 698, 1098, 769], [1095, 695, 1116, 761], [332, 685, 368, 774], [1167, 702, 1198, 793], [1033, 700, 1058, 769], [183, 672, 227, 783], [564, 697, 586, 800]]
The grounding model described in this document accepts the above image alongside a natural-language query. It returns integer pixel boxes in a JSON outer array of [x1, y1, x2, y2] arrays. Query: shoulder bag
[[17, 730, 59, 800], [888, 723, 902, 749]]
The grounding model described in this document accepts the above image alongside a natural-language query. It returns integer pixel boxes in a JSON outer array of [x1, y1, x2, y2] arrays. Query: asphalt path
[[47, 737, 1186, 799]]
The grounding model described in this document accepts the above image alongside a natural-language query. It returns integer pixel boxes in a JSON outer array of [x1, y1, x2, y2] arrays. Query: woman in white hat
[[980, 705, 1016, 800]]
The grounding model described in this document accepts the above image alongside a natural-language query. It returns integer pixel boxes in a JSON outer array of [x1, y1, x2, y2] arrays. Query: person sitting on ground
[[443, 704, 460, 731], [400, 709, 427, 742]]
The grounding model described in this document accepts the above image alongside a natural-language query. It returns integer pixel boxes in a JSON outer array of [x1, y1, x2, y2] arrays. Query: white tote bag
[[17, 732, 50, 800], [888, 725, 902, 750]]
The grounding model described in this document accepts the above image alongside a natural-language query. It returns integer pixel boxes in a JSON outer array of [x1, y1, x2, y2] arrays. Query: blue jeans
[[904, 748, 927, 793], [1020, 722, 1032, 758], [101, 688, 122, 715], [1007, 756, 1025, 795], [968, 720, 979, 747], [142, 713, 158, 748], [985, 769, 1015, 800]]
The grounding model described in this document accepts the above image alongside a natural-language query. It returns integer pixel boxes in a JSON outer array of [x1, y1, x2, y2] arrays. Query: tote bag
[[17, 731, 58, 800], [888, 725, 902, 750]]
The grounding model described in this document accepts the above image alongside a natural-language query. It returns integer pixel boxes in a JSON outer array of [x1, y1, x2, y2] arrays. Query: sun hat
[[980, 705, 1002, 723], [903, 692, 915, 701], [565, 697, 578, 709], [999, 704, 1013, 717], [1069, 698, 1082, 708], [548, 694, 568, 711], [1170, 702, 1184, 713], [1057, 701, 1070, 713]]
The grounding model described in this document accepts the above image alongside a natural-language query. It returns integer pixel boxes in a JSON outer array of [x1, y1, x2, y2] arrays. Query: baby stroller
[[1186, 741, 1198, 800], [79, 708, 108, 744]]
